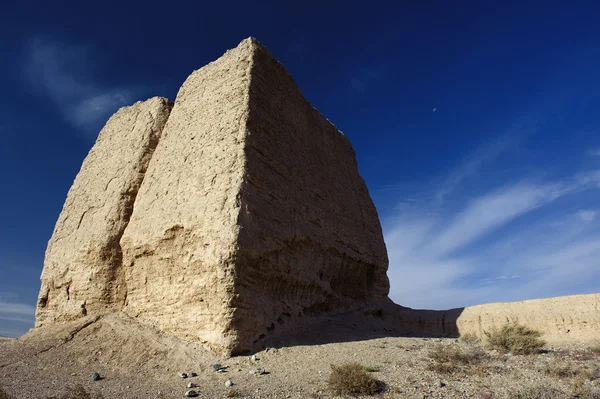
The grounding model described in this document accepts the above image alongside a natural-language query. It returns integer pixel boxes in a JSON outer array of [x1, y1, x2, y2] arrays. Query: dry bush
[[554, 348, 598, 361], [426, 343, 488, 374], [542, 361, 600, 381], [427, 361, 458, 374], [327, 362, 380, 396], [504, 381, 569, 399], [226, 388, 242, 398], [484, 323, 545, 355], [460, 332, 481, 345], [571, 379, 600, 399]]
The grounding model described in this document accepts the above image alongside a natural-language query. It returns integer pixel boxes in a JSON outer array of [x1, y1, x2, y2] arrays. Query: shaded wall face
[[231, 43, 390, 353], [118, 42, 254, 354], [35, 98, 172, 326]]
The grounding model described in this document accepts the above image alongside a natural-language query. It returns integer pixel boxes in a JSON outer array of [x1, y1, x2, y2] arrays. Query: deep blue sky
[[2, 1, 600, 336]]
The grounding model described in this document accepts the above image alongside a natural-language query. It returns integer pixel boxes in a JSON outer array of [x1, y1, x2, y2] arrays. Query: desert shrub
[[504, 381, 569, 399], [460, 332, 481, 345], [426, 343, 488, 374], [427, 361, 458, 374], [226, 388, 242, 398], [571, 378, 600, 399], [542, 361, 600, 381], [484, 323, 545, 355], [327, 362, 379, 396]]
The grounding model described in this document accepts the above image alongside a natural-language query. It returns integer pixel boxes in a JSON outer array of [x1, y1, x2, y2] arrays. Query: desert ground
[[1, 312, 599, 399]]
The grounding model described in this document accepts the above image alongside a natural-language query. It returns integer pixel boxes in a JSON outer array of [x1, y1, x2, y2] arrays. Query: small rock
[[184, 390, 199, 397], [225, 379, 233, 387], [187, 371, 197, 377], [439, 381, 446, 388], [251, 355, 257, 362], [187, 382, 198, 388], [91, 372, 101, 381], [211, 363, 223, 371], [249, 367, 266, 375], [179, 372, 188, 378]]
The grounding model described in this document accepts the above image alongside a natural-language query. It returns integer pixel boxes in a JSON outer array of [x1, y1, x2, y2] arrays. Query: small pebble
[[187, 382, 198, 388], [91, 372, 101, 381], [179, 372, 188, 378], [225, 379, 233, 387], [249, 367, 266, 375], [187, 371, 197, 377], [184, 390, 199, 397], [251, 355, 257, 362], [211, 363, 222, 371]]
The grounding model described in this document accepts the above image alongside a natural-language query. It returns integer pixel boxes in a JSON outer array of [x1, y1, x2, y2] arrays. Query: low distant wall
[[384, 293, 600, 345]]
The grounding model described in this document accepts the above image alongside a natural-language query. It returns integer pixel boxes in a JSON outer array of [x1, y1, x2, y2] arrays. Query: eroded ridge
[[36, 97, 173, 326]]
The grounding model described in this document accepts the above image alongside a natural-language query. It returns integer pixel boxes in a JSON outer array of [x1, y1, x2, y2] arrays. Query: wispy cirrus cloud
[[589, 148, 600, 157], [434, 130, 531, 203], [25, 37, 134, 134], [0, 301, 35, 317], [0, 299, 35, 336], [383, 139, 600, 310]]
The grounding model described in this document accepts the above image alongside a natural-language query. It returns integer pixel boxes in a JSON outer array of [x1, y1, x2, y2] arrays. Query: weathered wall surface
[[118, 39, 254, 354], [36, 97, 173, 326], [231, 41, 390, 352], [384, 293, 600, 345], [455, 293, 600, 344]]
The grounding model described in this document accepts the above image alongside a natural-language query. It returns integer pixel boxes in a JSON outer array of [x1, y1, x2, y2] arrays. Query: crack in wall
[[105, 102, 173, 311]]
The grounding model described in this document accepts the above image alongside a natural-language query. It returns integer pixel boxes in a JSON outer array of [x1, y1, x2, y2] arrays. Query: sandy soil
[[0, 313, 598, 399]]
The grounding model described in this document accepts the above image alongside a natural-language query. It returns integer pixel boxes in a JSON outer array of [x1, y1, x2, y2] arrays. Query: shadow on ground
[[263, 300, 465, 350]]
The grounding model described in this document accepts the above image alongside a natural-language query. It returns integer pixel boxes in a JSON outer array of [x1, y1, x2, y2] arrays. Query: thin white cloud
[[577, 209, 599, 223], [429, 173, 600, 256], [0, 315, 35, 324], [384, 170, 600, 310], [588, 148, 600, 157], [435, 126, 534, 203], [25, 37, 133, 132], [0, 301, 35, 316], [434, 133, 517, 202]]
